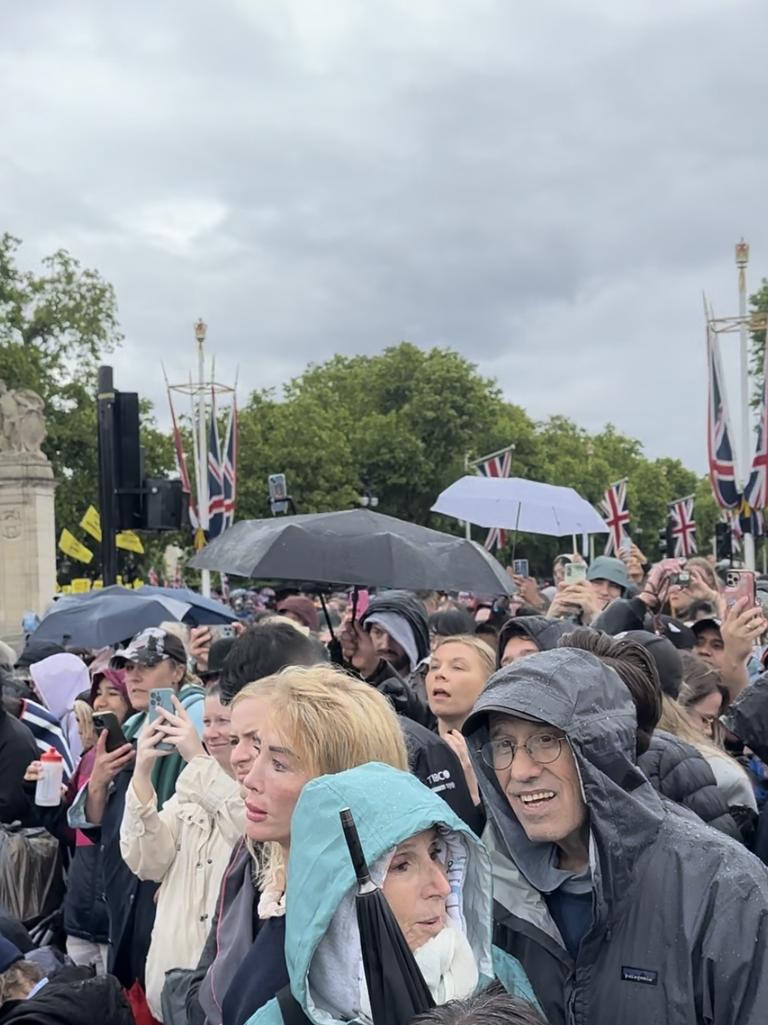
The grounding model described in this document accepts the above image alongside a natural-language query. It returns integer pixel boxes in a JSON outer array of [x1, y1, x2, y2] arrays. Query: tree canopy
[[0, 234, 173, 540], [0, 234, 721, 579]]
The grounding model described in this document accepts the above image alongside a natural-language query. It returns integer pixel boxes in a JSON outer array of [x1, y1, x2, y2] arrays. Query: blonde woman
[[426, 636, 495, 806], [673, 655, 757, 814], [193, 664, 408, 1025]]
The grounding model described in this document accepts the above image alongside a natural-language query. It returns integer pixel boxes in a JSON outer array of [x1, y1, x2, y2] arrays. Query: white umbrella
[[432, 476, 608, 537]]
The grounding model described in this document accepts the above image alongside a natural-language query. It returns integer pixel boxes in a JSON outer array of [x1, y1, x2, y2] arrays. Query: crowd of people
[[1, 547, 768, 1025]]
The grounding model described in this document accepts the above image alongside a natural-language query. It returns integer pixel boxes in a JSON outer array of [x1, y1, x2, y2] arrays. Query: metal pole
[[736, 241, 756, 570], [97, 366, 118, 586], [195, 319, 211, 597]]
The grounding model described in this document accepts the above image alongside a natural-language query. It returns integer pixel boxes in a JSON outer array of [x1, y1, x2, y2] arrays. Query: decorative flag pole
[[166, 320, 237, 598], [705, 243, 768, 569]]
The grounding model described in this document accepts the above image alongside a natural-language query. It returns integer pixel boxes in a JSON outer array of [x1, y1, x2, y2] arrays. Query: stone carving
[[0, 508, 22, 540], [0, 381, 47, 456]]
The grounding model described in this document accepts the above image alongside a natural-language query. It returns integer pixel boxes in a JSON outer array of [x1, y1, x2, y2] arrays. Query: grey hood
[[463, 648, 665, 927], [463, 649, 768, 1025]]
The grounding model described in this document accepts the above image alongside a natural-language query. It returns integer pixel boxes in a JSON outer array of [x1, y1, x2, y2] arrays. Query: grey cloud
[[2, 0, 768, 481]]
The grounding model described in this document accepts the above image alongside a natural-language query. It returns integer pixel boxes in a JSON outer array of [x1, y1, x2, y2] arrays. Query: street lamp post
[[736, 242, 756, 571], [194, 319, 211, 597]]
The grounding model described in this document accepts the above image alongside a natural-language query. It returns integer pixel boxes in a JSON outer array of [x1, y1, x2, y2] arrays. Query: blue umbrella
[[33, 586, 192, 648], [135, 586, 237, 627]]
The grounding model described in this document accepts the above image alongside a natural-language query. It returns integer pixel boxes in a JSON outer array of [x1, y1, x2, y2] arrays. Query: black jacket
[[464, 648, 768, 1025], [638, 730, 743, 842], [0, 706, 38, 825], [0, 965, 133, 1025], [76, 765, 158, 988]]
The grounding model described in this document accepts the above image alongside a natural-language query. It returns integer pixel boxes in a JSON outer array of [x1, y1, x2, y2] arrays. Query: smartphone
[[148, 688, 176, 752], [620, 536, 632, 554], [565, 563, 587, 583], [211, 623, 236, 640], [512, 559, 529, 578], [92, 712, 127, 753], [723, 569, 756, 608]]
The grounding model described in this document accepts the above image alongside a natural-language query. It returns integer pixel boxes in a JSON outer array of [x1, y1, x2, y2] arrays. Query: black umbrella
[[340, 808, 434, 1025], [188, 509, 512, 595]]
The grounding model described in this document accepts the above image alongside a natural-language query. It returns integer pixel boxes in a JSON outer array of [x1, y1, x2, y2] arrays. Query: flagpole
[[736, 242, 756, 570], [195, 319, 211, 597]]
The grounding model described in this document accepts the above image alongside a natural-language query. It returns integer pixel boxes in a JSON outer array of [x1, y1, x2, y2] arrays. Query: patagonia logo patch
[[621, 966, 658, 986]]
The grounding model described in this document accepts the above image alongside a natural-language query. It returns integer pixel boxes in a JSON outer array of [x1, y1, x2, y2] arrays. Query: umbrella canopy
[[134, 585, 237, 626], [188, 509, 512, 594], [432, 475, 608, 537], [33, 586, 191, 648], [340, 809, 433, 1025]]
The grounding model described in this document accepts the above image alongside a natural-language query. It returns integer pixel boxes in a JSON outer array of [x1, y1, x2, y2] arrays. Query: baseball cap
[[654, 615, 696, 651], [689, 617, 722, 636], [587, 556, 630, 593], [0, 937, 23, 973], [111, 627, 187, 669]]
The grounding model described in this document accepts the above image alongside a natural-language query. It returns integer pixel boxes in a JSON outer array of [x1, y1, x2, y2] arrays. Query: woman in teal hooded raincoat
[[244, 762, 539, 1025]]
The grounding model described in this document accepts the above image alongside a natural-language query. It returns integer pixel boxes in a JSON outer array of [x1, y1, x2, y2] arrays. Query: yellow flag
[[59, 529, 94, 564], [71, 578, 92, 592], [80, 505, 102, 543], [116, 531, 145, 554], [194, 527, 206, 551]]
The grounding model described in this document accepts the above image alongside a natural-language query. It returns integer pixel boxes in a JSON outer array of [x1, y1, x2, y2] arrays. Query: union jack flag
[[471, 447, 513, 552], [744, 325, 768, 513], [148, 566, 159, 587], [165, 379, 199, 530], [207, 390, 226, 539], [668, 496, 697, 558], [707, 326, 740, 509], [221, 397, 238, 529], [600, 479, 630, 555]]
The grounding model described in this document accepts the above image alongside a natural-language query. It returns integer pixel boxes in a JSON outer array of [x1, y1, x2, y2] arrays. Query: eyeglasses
[[481, 732, 564, 771]]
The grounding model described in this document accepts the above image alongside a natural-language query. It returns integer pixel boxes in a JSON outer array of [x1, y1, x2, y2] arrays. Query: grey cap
[[587, 556, 630, 592]]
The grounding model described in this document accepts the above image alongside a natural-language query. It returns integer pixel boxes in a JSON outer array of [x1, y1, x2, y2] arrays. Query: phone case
[[723, 570, 756, 608], [148, 689, 176, 751]]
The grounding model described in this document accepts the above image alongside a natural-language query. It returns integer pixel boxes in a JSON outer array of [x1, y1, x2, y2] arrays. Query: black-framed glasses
[[481, 732, 564, 771]]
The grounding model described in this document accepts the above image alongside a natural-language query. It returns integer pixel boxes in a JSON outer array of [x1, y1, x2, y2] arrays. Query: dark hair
[[474, 622, 500, 642], [429, 607, 475, 638], [558, 628, 662, 756], [409, 986, 548, 1025], [65, 646, 96, 667], [219, 623, 323, 704], [687, 599, 718, 621], [1, 670, 34, 718]]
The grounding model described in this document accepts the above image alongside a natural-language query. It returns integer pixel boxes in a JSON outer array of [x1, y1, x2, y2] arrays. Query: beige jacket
[[120, 755, 245, 1022]]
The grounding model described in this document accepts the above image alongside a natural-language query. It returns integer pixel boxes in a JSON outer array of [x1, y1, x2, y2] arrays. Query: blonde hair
[[73, 699, 96, 752], [433, 635, 495, 679], [658, 694, 725, 759], [0, 961, 43, 1003], [232, 663, 408, 887]]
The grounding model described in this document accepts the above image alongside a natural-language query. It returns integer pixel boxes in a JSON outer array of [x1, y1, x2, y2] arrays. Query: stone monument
[[0, 380, 57, 644]]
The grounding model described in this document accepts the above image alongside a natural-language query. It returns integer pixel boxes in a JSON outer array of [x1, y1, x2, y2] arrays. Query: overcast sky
[[3, 0, 768, 478]]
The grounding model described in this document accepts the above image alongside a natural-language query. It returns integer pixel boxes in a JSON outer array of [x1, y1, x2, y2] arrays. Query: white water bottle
[[35, 747, 64, 807]]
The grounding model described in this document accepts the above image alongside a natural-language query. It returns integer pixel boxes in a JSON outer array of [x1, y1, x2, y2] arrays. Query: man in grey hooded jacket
[[463, 647, 768, 1025]]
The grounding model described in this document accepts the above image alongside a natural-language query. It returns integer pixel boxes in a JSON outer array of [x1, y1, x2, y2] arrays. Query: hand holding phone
[[92, 712, 128, 753], [148, 688, 177, 752]]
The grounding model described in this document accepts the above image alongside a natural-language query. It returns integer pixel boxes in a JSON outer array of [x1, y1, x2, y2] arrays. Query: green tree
[[236, 343, 540, 528], [0, 234, 173, 546]]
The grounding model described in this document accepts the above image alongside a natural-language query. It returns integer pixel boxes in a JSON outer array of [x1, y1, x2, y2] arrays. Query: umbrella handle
[[340, 808, 373, 888]]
